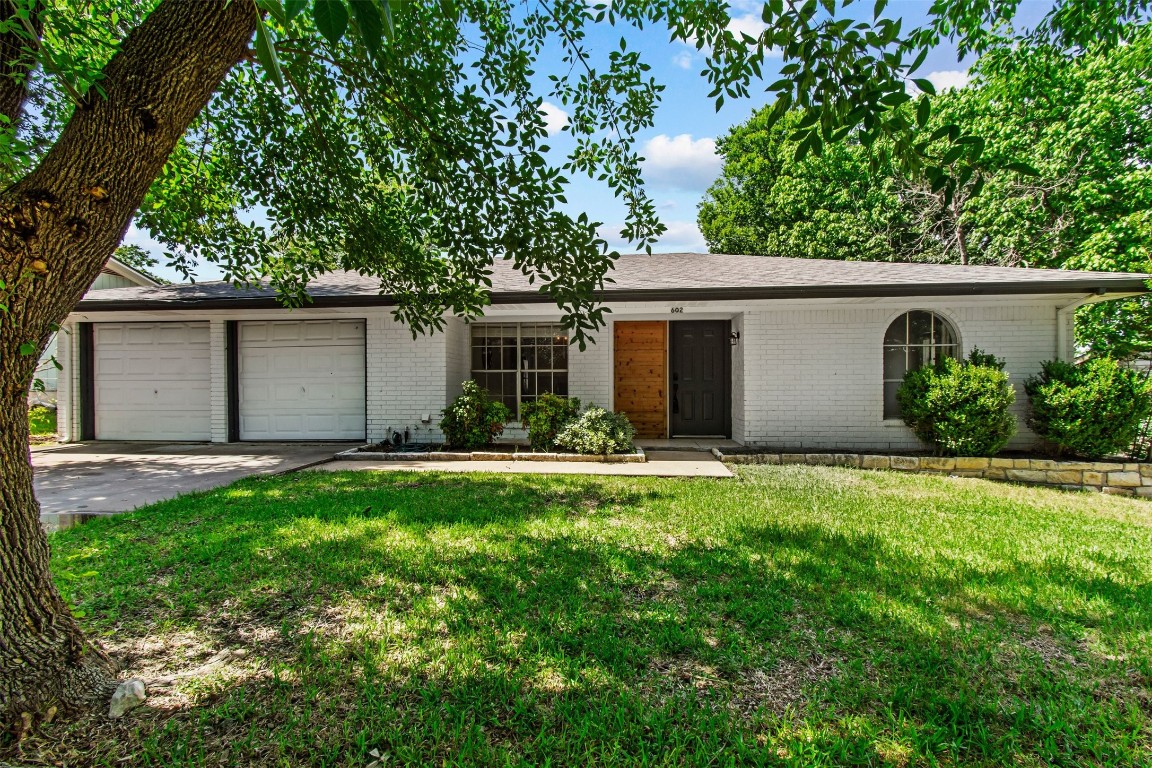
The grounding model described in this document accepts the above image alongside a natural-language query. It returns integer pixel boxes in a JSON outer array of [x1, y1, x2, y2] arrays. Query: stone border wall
[[336, 446, 647, 464], [712, 449, 1152, 497]]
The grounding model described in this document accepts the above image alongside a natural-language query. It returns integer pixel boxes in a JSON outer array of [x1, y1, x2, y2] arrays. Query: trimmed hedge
[[896, 349, 1017, 457], [1025, 358, 1152, 459]]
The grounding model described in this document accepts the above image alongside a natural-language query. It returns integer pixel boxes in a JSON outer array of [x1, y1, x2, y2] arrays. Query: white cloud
[[657, 220, 708, 251], [539, 101, 569, 136], [641, 133, 722, 191], [672, 50, 695, 69], [726, 13, 766, 41], [925, 69, 970, 92], [597, 220, 708, 253]]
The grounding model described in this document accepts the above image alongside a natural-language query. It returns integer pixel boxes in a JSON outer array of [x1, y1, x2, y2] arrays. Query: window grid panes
[[471, 323, 569, 418], [883, 311, 960, 419]]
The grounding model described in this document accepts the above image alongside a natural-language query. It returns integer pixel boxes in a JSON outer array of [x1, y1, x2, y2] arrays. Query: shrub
[[896, 348, 1017, 457], [521, 393, 581, 451], [1025, 357, 1152, 458], [439, 381, 511, 449], [554, 407, 636, 455], [29, 405, 57, 436]]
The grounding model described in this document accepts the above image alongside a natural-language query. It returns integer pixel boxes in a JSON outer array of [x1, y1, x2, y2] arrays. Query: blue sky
[[132, 1, 1052, 283]]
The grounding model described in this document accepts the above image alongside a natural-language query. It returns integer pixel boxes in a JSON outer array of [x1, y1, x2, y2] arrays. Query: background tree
[[0, 0, 1147, 734], [698, 109, 922, 261], [699, 25, 1152, 355], [110, 243, 166, 284]]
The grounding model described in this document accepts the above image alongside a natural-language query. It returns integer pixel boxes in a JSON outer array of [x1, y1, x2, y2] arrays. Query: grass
[[10, 466, 1152, 766], [28, 405, 56, 436]]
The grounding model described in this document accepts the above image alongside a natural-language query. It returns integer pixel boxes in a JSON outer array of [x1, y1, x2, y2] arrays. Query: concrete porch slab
[[318, 449, 733, 478], [636, 438, 742, 451]]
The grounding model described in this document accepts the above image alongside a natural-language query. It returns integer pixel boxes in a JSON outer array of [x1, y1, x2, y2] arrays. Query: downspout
[[1055, 290, 1111, 362]]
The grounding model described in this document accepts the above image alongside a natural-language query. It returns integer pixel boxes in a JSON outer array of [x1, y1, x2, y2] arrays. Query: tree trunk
[[0, 0, 256, 732], [951, 196, 969, 265]]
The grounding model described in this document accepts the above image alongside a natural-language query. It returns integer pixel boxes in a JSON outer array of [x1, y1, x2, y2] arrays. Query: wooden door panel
[[613, 321, 666, 438]]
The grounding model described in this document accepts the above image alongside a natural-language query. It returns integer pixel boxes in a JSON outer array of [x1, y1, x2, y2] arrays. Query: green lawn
[[28, 405, 57, 436], [12, 466, 1152, 766]]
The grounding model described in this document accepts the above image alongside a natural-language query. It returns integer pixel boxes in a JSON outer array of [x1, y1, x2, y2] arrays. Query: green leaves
[[915, 95, 931, 128], [252, 13, 286, 92], [285, 0, 309, 20], [313, 0, 349, 46], [348, 0, 385, 58]]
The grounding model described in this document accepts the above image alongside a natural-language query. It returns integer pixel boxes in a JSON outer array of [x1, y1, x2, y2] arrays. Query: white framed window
[[883, 311, 960, 418], [470, 323, 569, 417]]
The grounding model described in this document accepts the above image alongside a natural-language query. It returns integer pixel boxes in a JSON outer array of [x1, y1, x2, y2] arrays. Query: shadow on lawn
[[20, 470, 1152, 767]]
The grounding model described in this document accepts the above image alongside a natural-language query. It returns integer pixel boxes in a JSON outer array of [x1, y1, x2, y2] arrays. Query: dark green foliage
[[28, 405, 56, 436], [521, 393, 581, 452], [1025, 358, 1152, 458], [439, 380, 511, 449], [897, 349, 1017, 457], [698, 110, 921, 263], [554, 407, 636, 455]]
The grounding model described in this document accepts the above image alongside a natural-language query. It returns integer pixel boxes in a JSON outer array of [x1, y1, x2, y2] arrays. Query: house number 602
[[670, 307, 684, 313]]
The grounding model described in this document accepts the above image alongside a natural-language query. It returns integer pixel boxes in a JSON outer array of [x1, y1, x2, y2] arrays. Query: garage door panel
[[240, 414, 270, 434], [272, 323, 305, 342], [239, 323, 269, 343], [93, 322, 211, 441], [239, 320, 365, 440], [239, 352, 270, 375]]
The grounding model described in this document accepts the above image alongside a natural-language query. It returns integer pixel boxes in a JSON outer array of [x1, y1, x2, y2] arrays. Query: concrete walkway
[[319, 449, 733, 478]]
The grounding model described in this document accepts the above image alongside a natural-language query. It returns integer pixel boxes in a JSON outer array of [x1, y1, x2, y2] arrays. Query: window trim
[[881, 310, 961, 420], [470, 322, 569, 419]]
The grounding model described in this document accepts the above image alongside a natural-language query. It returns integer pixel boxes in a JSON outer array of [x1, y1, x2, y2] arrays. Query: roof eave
[[73, 279, 1151, 313]]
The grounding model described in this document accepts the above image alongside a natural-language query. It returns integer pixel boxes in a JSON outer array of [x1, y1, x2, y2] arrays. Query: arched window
[[883, 311, 960, 418]]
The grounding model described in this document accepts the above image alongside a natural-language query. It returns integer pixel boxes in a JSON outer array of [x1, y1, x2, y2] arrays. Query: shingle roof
[[75, 253, 1151, 311]]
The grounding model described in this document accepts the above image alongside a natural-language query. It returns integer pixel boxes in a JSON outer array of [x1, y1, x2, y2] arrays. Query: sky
[[130, 1, 1053, 283]]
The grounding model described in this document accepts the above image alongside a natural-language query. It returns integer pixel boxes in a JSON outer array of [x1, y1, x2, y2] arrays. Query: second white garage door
[[238, 320, 366, 440]]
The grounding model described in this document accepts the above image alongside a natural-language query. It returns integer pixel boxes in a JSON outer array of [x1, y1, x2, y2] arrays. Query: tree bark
[[950, 195, 969, 265], [0, 0, 256, 732]]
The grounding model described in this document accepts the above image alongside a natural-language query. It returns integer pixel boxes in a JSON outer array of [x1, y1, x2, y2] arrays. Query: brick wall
[[56, 322, 74, 442], [569, 331, 612, 409], [209, 320, 228, 443], [365, 310, 449, 443], [736, 302, 1057, 450]]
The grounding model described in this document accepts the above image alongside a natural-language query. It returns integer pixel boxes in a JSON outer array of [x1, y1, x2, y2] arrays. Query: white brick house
[[56, 253, 1149, 450], [33, 255, 160, 401]]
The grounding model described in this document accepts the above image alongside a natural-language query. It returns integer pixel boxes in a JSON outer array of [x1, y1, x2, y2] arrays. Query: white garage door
[[238, 320, 366, 440], [94, 322, 212, 440]]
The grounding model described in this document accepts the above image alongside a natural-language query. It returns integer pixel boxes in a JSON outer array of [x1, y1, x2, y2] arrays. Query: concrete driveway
[[32, 442, 343, 520]]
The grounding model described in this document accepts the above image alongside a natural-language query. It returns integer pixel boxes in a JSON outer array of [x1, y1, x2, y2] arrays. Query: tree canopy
[[698, 26, 1152, 356]]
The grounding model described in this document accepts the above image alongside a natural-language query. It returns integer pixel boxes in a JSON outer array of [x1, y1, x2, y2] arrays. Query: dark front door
[[670, 320, 730, 437]]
